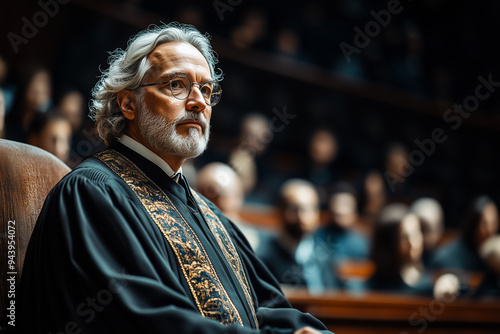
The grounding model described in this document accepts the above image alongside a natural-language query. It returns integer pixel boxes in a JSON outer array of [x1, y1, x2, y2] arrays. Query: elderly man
[[18, 23, 330, 334]]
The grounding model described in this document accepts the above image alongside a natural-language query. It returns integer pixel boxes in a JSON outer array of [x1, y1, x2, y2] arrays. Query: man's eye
[[171, 80, 183, 89], [200, 86, 212, 95]]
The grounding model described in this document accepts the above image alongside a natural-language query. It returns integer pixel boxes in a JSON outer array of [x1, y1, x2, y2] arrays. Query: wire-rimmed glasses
[[135, 74, 222, 106]]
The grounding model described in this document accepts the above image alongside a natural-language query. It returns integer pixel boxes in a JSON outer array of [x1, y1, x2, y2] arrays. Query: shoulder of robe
[[49, 156, 133, 200]]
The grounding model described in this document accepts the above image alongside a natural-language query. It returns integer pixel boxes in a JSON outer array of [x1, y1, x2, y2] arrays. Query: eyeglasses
[[135, 74, 222, 106]]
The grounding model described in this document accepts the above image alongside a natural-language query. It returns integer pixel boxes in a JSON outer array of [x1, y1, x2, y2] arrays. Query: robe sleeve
[[19, 168, 332, 334], [204, 200, 333, 334]]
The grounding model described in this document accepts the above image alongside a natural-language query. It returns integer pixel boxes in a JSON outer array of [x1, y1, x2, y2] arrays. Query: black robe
[[18, 142, 331, 334]]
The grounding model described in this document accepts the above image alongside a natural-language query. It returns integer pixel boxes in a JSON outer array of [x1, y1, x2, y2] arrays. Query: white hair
[[89, 22, 222, 145]]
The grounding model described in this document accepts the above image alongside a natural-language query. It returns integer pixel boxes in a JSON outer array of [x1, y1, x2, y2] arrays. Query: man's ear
[[117, 90, 136, 120]]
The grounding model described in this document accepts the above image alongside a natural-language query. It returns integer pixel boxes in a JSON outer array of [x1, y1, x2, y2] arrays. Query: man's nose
[[185, 85, 207, 112]]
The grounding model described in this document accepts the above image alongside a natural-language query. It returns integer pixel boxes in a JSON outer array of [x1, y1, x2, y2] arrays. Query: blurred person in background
[[257, 179, 324, 288], [0, 88, 5, 138], [474, 235, 500, 297], [410, 197, 445, 266], [56, 90, 87, 167], [275, 28, 305, 61], [26, 111, 72, 164], [367, 212, 460, 298], [196, 162, 267, 250], [383, 142, 414, 200], [378, 202, 410, 224], [300, 127, 340, 209], [57, 90, 85, 134], [230, 8, 267, 49], [229, 112, 277, 203], [0, 54, 15, 114], [359, 170, 386, 229], [5, 66, 52, 142], [313, 182, 370, 288], [0, 55, 7, 88], [429, 195, 499, 272]]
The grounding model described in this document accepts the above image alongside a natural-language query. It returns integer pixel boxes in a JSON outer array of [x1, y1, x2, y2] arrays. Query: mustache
[[172, 112, 209, 132]]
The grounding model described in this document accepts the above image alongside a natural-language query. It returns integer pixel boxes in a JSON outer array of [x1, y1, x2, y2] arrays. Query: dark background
[[1, 0, 499, 228]]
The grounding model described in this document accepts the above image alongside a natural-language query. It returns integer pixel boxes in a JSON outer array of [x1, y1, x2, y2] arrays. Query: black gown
[[18, 142, 331, 334]]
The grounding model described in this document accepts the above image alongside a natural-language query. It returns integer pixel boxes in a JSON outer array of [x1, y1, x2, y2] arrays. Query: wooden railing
[[283, 287, 500, 334]]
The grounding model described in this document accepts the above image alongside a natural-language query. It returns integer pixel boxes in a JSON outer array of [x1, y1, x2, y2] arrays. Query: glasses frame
[[134, 74, 222, 106]]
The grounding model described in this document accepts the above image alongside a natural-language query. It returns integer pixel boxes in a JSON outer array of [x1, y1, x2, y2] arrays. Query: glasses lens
[[209, 83, 222, 106], [170, 75, 191, 100], [170, 75, 221, 106]]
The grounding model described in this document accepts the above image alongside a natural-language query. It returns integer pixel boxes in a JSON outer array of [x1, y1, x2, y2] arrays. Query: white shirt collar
[[118, 135, 182, 178]]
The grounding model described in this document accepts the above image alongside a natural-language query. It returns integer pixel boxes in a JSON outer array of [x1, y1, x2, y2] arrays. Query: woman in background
[[429, 195, 499, 272], [367, 212, 459, 298]]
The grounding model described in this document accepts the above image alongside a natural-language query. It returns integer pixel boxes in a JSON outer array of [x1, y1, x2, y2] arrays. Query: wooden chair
[[0, 139, 70, 332]]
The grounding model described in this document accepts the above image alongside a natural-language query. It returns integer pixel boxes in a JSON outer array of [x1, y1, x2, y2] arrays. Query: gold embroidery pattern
[[192, 192, 259, 329], [94, 149, 242, 326]]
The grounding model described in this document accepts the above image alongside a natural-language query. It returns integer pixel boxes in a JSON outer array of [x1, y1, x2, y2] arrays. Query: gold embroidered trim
[[94, 149, 242, 326], [192, 192, 259, 329]]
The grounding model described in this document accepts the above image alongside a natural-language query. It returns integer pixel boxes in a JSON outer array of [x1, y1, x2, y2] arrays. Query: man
[[315, 182, 369, 262], [257, 179, 335, 291], [18, 23, 330, 334], [195, 162, 267, 251]]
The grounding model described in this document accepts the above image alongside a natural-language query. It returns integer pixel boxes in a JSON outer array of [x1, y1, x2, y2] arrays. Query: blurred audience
[[359, 170, 387, 229], [378, 202, 410, 224], [230, 8, 267, 49], [390, 22, 427, 94], [410, 197, 445, 266], [367, 211, 459, 298], [0, 88, 5, 139], [429, 195, 499, 271], [0, 55, 7, 87], [5, 66, 52, 142], [228, 112, 276, 203], [474, 235, 500, 297], [300, 127, 340, 208], [367, 212, 429, 294], [0, 2, 498, 305], [195, 162, 265, 250], [57, 90, 85, 134], [275, 28, 304, 61], [0, 55, 15, 114], [26, 111, 72, 164], [384, 143, 413, 200], [313, 182, 370, 287], [56, 89, 87, 167], [257, 179, 326, 288]]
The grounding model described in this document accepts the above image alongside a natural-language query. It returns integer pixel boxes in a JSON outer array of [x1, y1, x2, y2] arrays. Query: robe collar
[[110, 141, 191, 208], [118, 134, 182, 179]]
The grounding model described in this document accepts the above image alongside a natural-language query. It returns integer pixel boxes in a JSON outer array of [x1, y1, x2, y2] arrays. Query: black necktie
[[177, 174, 197, 210]]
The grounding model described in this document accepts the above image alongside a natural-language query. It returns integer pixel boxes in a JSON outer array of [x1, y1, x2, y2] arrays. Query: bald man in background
[[196, 162, 267, 250]]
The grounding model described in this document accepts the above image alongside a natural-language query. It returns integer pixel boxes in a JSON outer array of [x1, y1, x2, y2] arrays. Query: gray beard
[[137, 103, 210, 159]]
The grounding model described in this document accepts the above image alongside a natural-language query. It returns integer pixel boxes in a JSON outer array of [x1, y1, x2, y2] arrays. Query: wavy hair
[[89, 22, 222, 145]]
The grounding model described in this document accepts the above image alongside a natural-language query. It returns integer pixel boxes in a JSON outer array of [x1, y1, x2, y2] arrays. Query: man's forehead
[[147, 42, 211, 79]]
